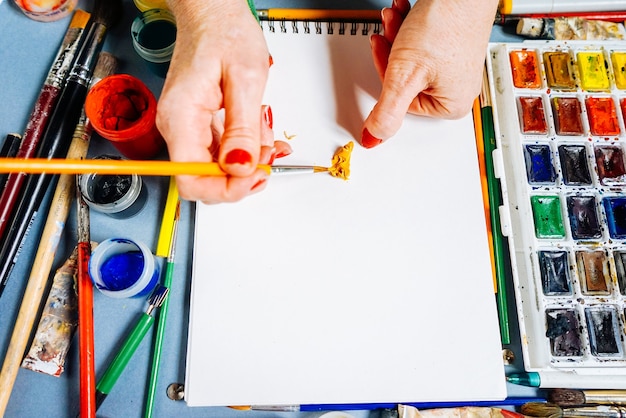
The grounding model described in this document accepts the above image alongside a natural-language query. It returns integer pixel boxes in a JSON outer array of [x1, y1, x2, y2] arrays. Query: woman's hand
[[158, 0, 280, 203], [361, 0, 499, 148]]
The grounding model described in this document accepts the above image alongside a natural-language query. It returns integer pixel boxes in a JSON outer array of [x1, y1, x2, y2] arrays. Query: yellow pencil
[[0, 158, 330, 176], [257, 8, 381, 21]]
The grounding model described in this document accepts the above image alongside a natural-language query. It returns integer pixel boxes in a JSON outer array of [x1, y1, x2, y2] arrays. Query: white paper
[[185, 21, 506, 406]]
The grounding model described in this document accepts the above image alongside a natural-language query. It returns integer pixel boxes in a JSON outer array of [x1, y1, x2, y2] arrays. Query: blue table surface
[[0, 0, 531, 417]]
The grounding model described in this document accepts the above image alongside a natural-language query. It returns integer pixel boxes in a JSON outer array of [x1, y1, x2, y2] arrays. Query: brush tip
[[92, 52, 118, 83], [91, 0, 124, 28], [520, 402, 562, 418], [548, 388, 586, 407]]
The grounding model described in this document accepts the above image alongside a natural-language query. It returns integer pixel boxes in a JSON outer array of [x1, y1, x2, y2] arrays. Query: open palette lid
[[487, 41, 626, 380]]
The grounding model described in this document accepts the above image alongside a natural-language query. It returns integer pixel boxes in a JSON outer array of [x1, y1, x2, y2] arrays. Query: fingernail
[[251, 178, 267, 191], [263, 105, 273, 129], [361, 128, 383, 149], [225, 149, 253, 165], [268, 54, 274, 67], [268, 147, 277, 165]]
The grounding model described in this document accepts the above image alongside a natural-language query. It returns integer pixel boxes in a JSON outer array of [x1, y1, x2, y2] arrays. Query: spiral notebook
[[185, 19, 506, 406]]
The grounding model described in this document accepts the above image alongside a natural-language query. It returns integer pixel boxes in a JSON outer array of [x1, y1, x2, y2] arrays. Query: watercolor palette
[[488, 41, 626, 374]]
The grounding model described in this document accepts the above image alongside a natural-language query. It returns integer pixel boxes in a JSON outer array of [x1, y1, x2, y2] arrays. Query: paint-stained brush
[[0, 9, 90, 243], [0, 0, 123, 299], [94, 285, 169, 411], [0, 51, 117, 418]]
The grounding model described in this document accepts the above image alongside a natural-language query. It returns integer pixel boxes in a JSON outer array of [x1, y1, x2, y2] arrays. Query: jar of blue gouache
[[131, 9, 176, 78], [89, 238, 160, 298]]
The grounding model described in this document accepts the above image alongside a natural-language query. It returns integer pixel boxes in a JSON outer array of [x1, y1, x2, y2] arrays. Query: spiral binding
[[262, 19, 381, 36]]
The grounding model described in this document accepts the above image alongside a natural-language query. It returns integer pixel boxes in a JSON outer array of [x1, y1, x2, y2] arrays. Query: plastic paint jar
[[89, 238, 160, 298], [84, 74, 165, 160], [131, 9, 176, 78], [13, 0, 78, 22], [79, 155, 148, 219], [133, 0, 168, 12]]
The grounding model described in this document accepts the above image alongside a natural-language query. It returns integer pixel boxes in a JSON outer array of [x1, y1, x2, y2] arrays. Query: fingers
[[218, 53, 269, 177], [392, 0, 411, 16], [370, 33, 391, 82], [361, 72, 429, 148], [381, 7, 404, 43]]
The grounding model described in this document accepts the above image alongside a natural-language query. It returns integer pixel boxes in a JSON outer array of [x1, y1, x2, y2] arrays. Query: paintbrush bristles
[[549, 389, 586, 406], [520, 402, 562, 418], [549, 389, 626, 407], [90, 0, 123, 28], [92, 52, 118, 84]]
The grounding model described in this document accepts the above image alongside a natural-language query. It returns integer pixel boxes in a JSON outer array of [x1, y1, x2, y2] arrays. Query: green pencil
[[481, 67, 511, 345], [144, 199, 181, 418]]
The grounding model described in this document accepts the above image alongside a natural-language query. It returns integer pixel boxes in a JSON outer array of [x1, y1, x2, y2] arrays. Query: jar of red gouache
[[85, 74, 165, 160]]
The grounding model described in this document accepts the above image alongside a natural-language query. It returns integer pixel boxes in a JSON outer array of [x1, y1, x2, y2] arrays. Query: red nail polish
[[268, 54, 274, 67], [225, 149, 252, 165], [251, 178, 267, 191], [361, 128, 382, 149], [263, 105, 273, 129]]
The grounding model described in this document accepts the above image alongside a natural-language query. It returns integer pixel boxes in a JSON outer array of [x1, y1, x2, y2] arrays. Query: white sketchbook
[[185, 20, 506, 406]]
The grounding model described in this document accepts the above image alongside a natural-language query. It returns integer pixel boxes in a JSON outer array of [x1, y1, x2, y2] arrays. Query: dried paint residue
[[329, 141, 353, 180]]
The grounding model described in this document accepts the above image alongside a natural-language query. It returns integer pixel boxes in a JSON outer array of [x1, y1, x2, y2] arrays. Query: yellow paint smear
[[329, 141, 353, 180]]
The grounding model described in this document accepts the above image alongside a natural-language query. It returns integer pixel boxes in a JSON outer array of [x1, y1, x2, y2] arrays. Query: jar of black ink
[[79, 155, 148, 219]]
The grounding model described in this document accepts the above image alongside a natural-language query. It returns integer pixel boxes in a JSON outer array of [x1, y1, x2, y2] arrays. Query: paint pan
[[551, 97, 584, 135], [131, 9, 176, 78], [603, 197, 626, 239], [576, 250, 610, 295], [524, 144, 555, 184], [530, 195, 565, 239], [585, 97, 620, 136], [509, 49, 542, 89], [558, 144, 592, 185], [595, 145, 626, 185], [545, 309, 582, 357], [518, 97, 548, 134], [543, 51, 576, 90], [538, 251, 572, 295], [577, 51, 610, 91], [612, 51, 626, 90], [566, 195, 601, 240], [584, 307, 621, 356], [613, 251, 626, 295], [488, 41, 626, 375]]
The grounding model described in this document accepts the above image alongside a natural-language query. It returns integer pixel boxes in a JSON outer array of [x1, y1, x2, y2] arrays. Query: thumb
[[218, 74, 267, 177], [362, 61, 429, 149]]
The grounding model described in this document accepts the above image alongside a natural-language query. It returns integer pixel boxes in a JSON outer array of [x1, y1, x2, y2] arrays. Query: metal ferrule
[[68, 23, 107, 87]]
